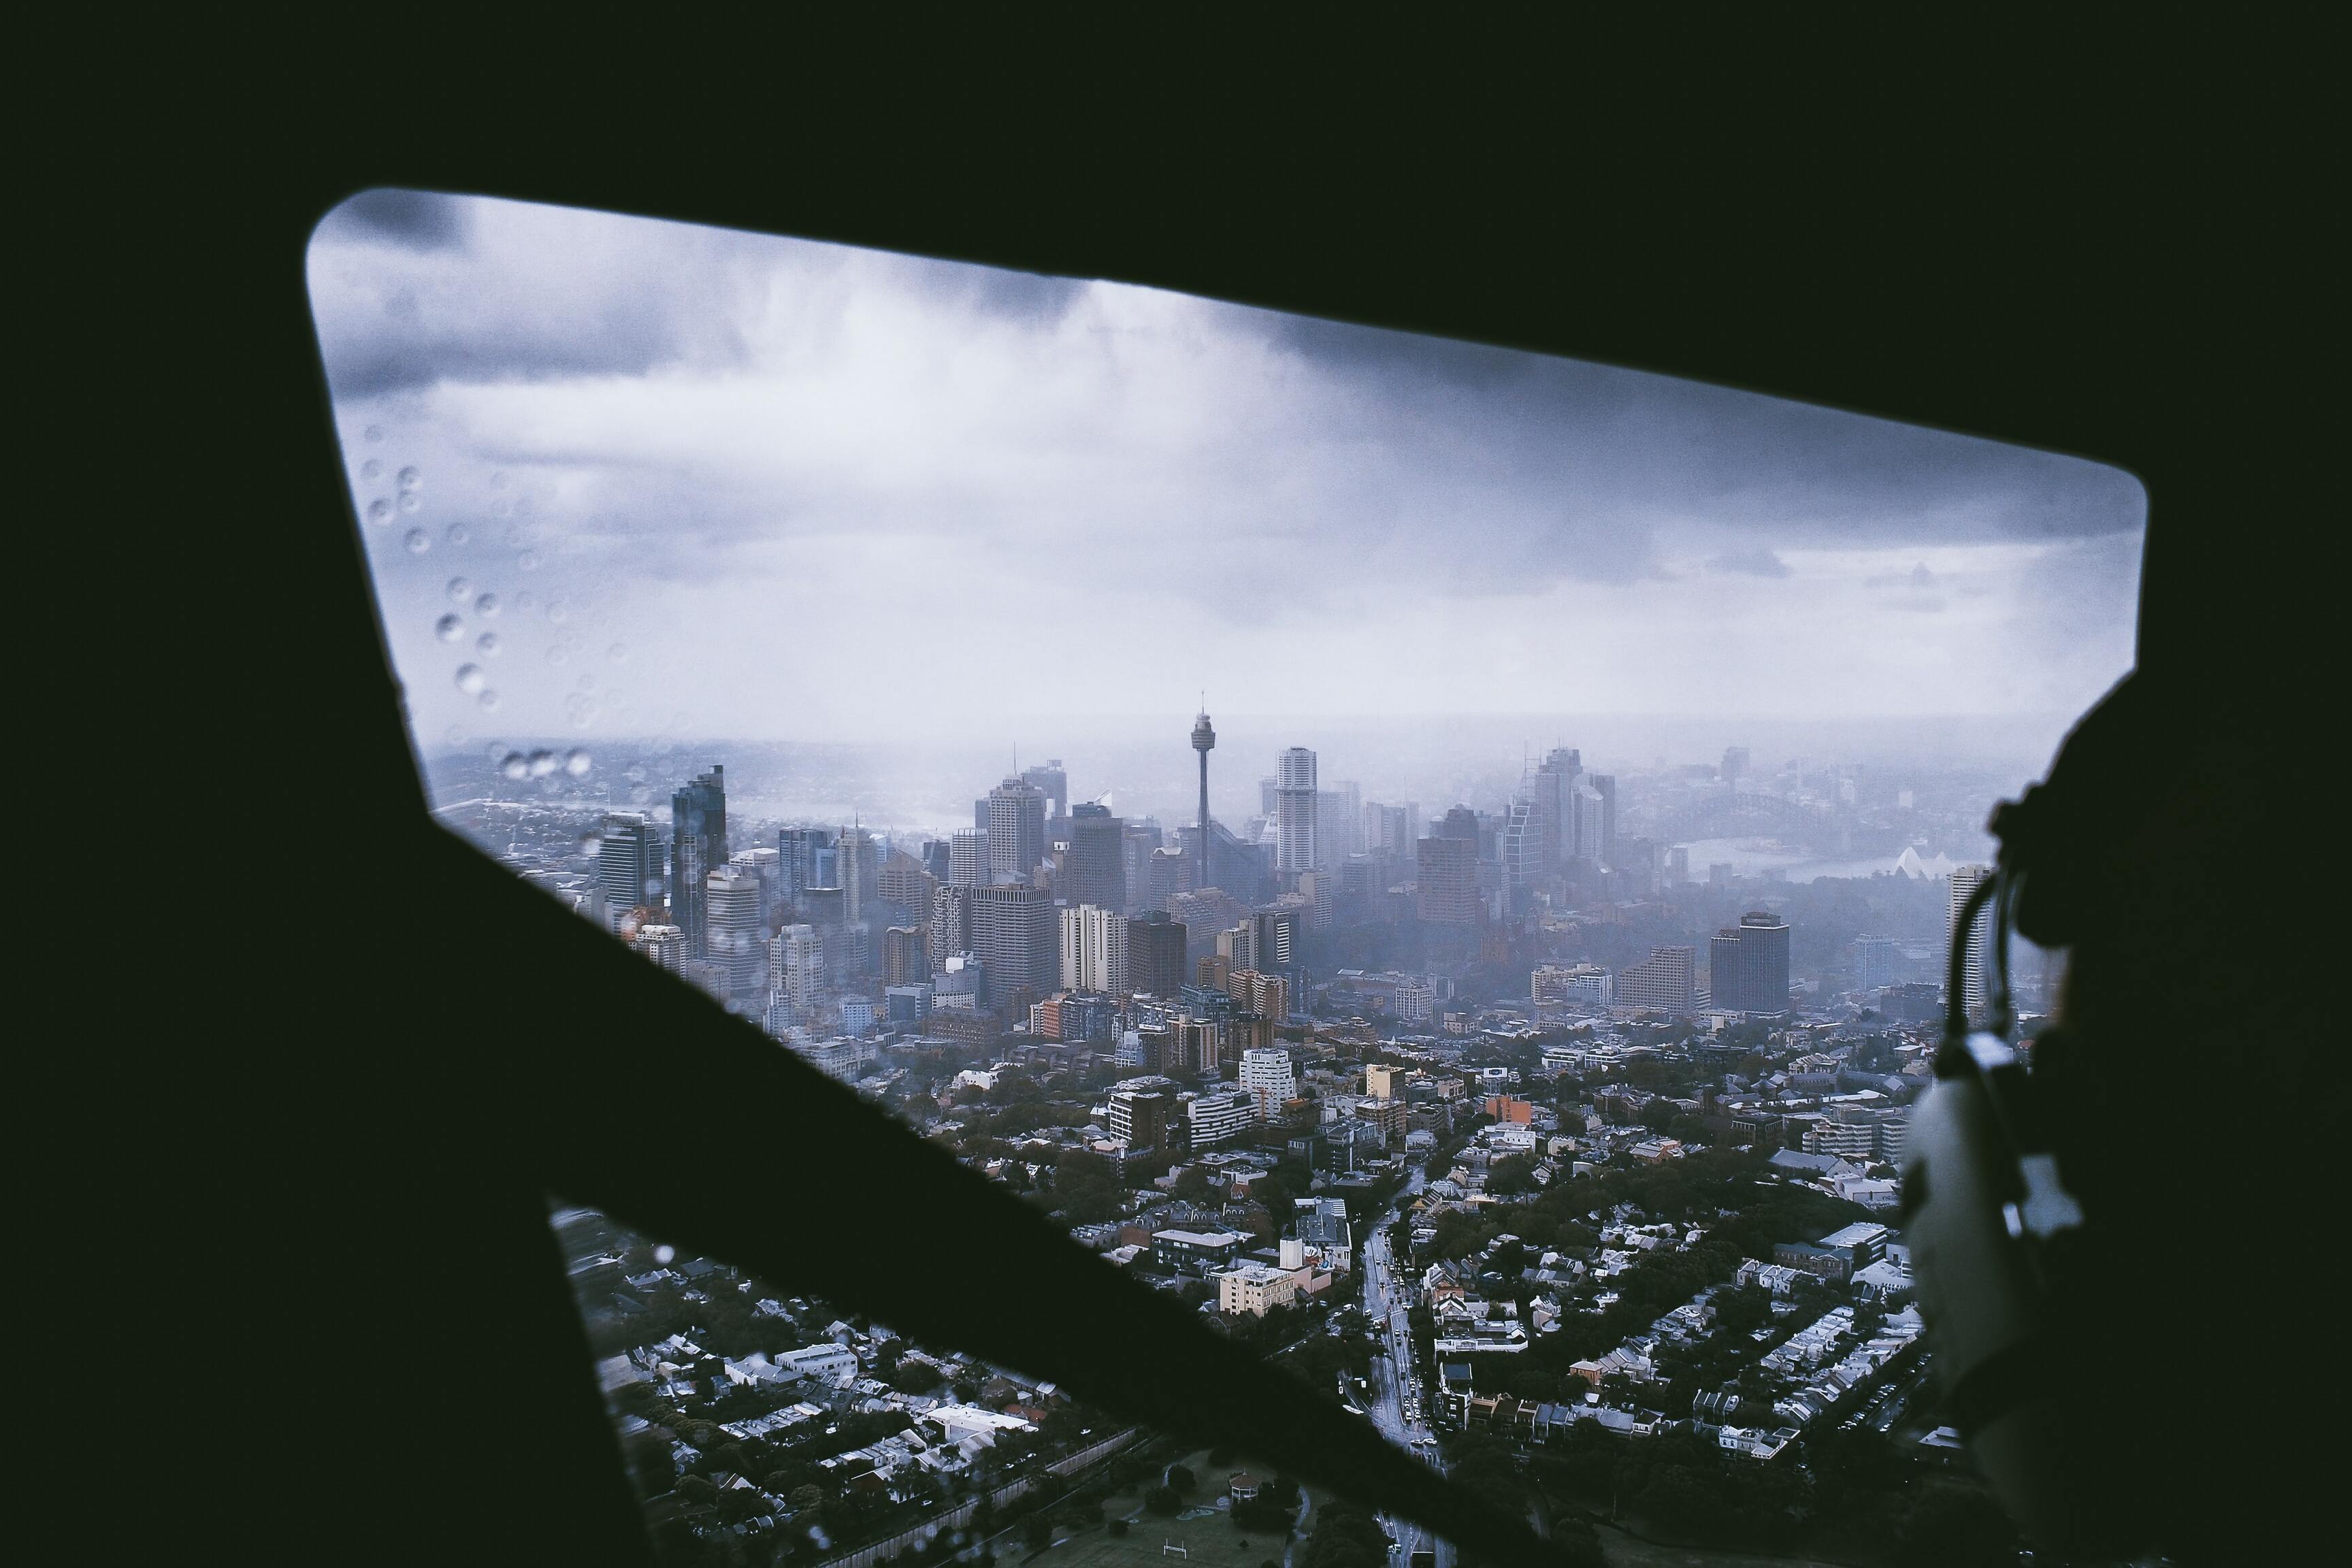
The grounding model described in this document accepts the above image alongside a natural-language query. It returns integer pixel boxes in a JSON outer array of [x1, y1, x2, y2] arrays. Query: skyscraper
[[1064, 802, 1126, 912], [1710, 911, 1791, 1013], [1416, 833, 1480, 925], [1239, 1047, 1298, 1120], [772, 924, 823, 1019], [928, 883, 973, 964], [1855, 935, 1901, 997], [777, 826, 832, 904], [986, 777, 1047, 884], [883, 924, 928, 987], [1949, 864, 1995, 1017], [1060, 904, 1126, 994], [1570, 782, 1605, 868], [704, 862, 764, 997], [1192, 709, 1217, 895], [670, 765, 728, 958], [1021, 760, 1068, 823], [1590, 774, 1617, 868], [1124, 910, 1187, 997], [838, 825, 878, 926], [595, 812, 660, 932], [948, 830, 989, 888], [972, 882, 1057, 1002], [1315, 781, 1361, 869], [1275, 747, 1318, 875], [1616, 945, 1696, 1013], [1722, 746, 1751, 785], [1533, 747, 1581, 867]]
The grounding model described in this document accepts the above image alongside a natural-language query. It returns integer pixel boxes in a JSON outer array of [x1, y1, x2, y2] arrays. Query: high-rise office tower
[[877, 847, 936, 924], [1192, 710, 1218, 895], [632, 923, 684, 972], [1722, 746, 1751, 785], [1855, 935, 1901, 997], [972, 882, 1056, 1002], [595, 812, 660, 932], [1239, 1047, 1298, 1120], [1121, 819, 1162, 915], [1667, 845, 1691, 885], [883, 924, 928, 987], [704, 863, 764, 997], [1124, 910, 1187, 997], [1216, 921, 1257, 974], [921, 838, 952, 884], [777, 826, 830, 904], [1710, 911, 1791, 1013], [948, 830, 989, 888], [1533, 747, 1582, 866], [1590, 774, 1618, 868], [1022, 760, 1068, 823], [1616, 945, 1697, 1013], [985, 777, 1047, 884], [1501, 791, 1544, 895], [1570, 782, 1605, 868], [837, 826, 878, 927], [928, 883, 973, 965], [1059, 904, 1126, 994], [1064, 802, 1125, 912], [1416, 833, 1480, 925], [670, 765, 728, 958], [1364, 800, 1420, 860], [1949, 864, 1994, 1017], [1315, 781, 1362, 869], [1275, 747, 1318, 875], [772, 924, 824, 1019]]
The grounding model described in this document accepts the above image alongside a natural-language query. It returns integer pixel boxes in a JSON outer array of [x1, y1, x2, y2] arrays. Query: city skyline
[[313, 191, 2146, 754]]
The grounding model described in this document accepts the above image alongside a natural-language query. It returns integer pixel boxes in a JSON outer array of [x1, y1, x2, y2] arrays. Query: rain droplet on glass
[[359, 458, 382, 480], [397, 466, 422, 492], [476, 632, 501, 656], [434, 613, 463, 642], [515, 591, 536, 610], [527, 750, 557, 777], [517, 550, 540, 571], [491, 498, 512, 519], [399, 493, 422, 514], [652, 1245, 674, 1265], [500, 751, 528, 780], [363, 423, 386, 442], [576, 674, 596, 692], [546, 644, 568, 665], [547, 598, 568, 622], [565, 749, 592, 777], [404, 528, 430, 553], [366, 498, 393, 524], [444, 522, 469, 546], [477, 689, 500, 710], [608, 642, 630, 663], [455, 664, 486, 696], [475, 592, 501, 617], [448, 576, 472, 602]]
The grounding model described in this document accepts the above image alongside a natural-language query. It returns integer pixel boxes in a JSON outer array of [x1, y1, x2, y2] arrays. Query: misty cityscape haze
[[308, 189, 2141, 1567]]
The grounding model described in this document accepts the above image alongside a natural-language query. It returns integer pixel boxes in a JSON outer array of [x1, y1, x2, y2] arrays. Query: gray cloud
[[1708, 547, 1793, 578], [312, 193, 2147, 744]]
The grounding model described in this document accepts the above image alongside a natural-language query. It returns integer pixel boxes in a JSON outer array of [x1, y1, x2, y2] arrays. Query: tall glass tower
[[670, 765, 728, 958]]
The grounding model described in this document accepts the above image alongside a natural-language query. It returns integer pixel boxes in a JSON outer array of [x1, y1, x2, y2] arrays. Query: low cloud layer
[[308, 192, 2146, 753]]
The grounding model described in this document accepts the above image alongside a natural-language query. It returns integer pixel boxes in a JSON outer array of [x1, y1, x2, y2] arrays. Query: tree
[[1166, 1464, 1197, 1493], [893, 1359, 945, 1394], [1107, 1519, 1130, 1538], [1143, 1486, 1182, 1516]]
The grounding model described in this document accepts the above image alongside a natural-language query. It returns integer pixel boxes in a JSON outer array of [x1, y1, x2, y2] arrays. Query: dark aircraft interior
[[46, 18, 2332, 1567]]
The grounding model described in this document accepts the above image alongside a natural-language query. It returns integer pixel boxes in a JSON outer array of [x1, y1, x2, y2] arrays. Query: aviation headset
[[1900, 790, 2104, 1552]]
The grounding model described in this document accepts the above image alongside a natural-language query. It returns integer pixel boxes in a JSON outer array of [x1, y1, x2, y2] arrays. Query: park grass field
[[1028, 1451, 1328, 1568]]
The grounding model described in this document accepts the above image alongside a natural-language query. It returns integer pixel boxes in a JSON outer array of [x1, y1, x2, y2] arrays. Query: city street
[[1358, 1164, 1450, 1568]]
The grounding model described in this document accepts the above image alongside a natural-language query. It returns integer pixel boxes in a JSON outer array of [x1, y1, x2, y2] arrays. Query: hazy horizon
[[314, 190, 2146, 767]]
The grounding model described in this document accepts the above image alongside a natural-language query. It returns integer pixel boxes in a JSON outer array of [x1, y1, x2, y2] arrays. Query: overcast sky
[[310, 190, 2145, 759]]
